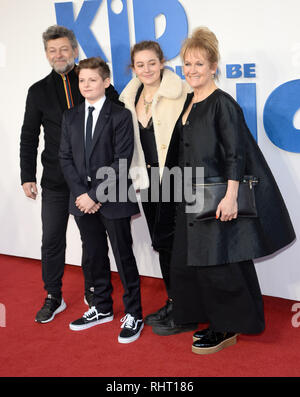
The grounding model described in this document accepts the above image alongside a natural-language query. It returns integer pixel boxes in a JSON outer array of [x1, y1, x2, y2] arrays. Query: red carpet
[[0, 254, 299, 378]]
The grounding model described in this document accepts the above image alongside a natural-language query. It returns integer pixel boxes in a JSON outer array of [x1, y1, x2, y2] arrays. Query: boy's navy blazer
[[59, 98, 139, 219]]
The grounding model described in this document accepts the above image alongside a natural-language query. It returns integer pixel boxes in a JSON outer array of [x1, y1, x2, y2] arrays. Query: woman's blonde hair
[[180, 26, 220, 67]]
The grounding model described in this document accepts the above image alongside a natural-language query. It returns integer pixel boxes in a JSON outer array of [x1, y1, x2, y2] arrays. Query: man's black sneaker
[[69, 306, 113, 331], [35, 294, 66, 323], [152, 318, 198, 336], [192, 331, 238, 355], [144, 299, 173, 326], [118, 314, 144, 344]]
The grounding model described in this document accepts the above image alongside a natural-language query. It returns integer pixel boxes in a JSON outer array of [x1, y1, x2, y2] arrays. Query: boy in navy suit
[[59, 57, 143, 343]]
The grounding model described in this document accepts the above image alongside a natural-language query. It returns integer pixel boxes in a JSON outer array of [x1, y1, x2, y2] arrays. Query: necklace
[[143, 92, 153, 114]]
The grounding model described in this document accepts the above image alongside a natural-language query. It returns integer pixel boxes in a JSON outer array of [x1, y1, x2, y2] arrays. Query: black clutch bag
[[188, 175, 259, 221]]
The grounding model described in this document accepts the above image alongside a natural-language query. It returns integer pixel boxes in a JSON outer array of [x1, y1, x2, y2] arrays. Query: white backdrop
[[0, 0, 299, 300]]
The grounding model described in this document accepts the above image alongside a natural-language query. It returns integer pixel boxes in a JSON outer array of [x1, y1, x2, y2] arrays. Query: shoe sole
[[192, 334, 238, 355], [35, 299, 67, 324], [69, 315, 114, 331], [118, 323, 144, 344], [152, 324, 197, 336], [193, 332, 240, 342]]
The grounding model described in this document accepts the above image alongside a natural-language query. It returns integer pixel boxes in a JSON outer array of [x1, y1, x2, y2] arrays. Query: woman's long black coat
[[155, 89, 295, 267]]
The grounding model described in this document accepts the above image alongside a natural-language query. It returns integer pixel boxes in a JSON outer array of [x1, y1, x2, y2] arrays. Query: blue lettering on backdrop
[[226, 64, 256, 79], [236, 83, 257, 141], [133, 0, 188, 60], [226, 64, 243, 79], [54, 1, 300, 153], [107, 0, 131, 93], [55, 0, 188, 93], [244, 63, 256, 78], [175, 66, 185, 80], [55, 1, 107, 61], [263, 80, 300, 153], [226, 64, 257, 140]]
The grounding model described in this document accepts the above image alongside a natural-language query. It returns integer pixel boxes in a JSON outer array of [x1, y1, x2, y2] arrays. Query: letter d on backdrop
[[133, 0, 188, 60]]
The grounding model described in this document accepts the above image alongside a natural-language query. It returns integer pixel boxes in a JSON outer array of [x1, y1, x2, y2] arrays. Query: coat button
[[157, 120, 161, 125], [147, 164, 151, 168]]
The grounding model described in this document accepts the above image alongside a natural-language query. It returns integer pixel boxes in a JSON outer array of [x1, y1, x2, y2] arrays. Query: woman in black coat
[[152, 27, 296, 354]]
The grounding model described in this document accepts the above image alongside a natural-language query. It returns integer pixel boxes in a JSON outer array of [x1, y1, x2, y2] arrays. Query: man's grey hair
[[42, 25, 78, 50]]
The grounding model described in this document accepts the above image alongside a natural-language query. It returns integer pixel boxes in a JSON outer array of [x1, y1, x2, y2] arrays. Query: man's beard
[[52, 58, 75, 74]]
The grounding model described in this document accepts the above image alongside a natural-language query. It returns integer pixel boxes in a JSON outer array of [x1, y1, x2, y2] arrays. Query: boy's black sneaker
[[35, 294, 66, 323], [118, 314, 144, 344], [69, 306, 113, 331]]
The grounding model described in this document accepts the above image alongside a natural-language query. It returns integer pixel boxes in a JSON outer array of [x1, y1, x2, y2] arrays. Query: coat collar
[[46, 68, 81, 114], [120, 68, 187, 105]]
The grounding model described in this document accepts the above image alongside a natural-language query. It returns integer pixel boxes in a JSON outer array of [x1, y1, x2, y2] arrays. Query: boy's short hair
[[76, 57, 111, 80]]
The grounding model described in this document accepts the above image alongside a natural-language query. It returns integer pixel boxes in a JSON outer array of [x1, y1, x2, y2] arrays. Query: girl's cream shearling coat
[[119, 68, 190, 189]]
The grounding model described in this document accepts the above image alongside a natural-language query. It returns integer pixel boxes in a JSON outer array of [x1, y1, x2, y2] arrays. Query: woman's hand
[[216, 180, 239, 221]]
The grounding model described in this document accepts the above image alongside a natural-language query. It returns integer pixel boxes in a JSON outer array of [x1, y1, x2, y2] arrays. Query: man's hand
[[76, 193, 101, 214], [22, 182, 38, 200]]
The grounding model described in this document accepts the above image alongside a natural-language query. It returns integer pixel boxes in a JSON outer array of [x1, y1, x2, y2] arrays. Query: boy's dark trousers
[[75, 212, 142, 319]]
